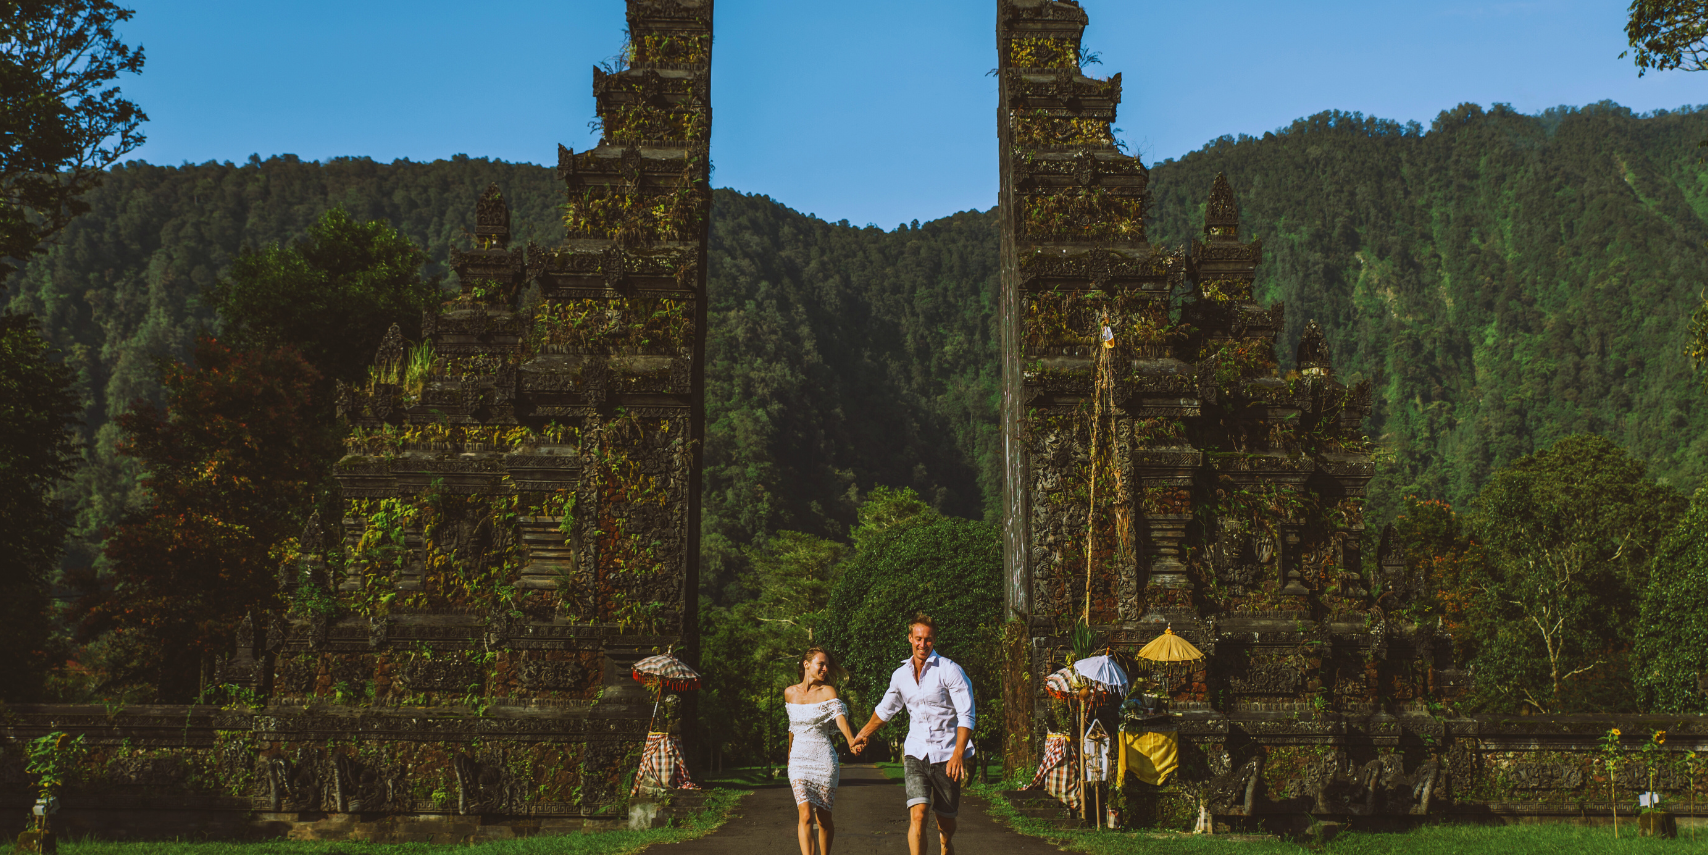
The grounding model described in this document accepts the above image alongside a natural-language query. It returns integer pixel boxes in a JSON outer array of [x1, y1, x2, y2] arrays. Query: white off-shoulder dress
[[786, 698, 848, 810]]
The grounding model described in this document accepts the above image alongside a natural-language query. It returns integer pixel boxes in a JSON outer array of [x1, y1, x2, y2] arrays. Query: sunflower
[[1655, 730, 1667, 745], [1610, 727, 1623, 738]]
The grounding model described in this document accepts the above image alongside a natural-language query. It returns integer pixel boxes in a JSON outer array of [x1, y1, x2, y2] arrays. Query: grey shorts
[[903, 756, 961, 818]]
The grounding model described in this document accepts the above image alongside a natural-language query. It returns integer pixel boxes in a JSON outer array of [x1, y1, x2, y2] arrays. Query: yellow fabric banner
[[1117, 730, 1178, 785]]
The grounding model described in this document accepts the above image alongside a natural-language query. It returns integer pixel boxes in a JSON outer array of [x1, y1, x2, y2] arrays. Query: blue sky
[[121, 1, 1702, 227]]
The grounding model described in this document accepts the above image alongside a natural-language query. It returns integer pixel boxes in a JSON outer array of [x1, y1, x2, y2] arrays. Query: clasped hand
[[848, 735, 869, 755]]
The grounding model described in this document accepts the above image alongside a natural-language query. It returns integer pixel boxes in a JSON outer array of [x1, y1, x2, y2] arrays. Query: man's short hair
[[908, 612, 935, 633]]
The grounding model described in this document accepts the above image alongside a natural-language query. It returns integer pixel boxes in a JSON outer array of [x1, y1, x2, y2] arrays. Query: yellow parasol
[[1137, 626, 1203, 663]]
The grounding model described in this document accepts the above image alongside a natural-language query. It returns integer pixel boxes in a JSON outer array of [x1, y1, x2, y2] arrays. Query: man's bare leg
[[907, 803, 929, 855], [936, 813, 957, 855]]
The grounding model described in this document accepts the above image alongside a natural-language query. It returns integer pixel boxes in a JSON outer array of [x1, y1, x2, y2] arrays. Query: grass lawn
[[992, 821, 1708, 855], [11, 773, 759, 855], [968, 770, 1708, 854]]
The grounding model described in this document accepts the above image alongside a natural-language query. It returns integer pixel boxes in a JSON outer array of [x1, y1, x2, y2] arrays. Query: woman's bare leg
[[814, 805, 835, 854], [796, 800, 817, 855]]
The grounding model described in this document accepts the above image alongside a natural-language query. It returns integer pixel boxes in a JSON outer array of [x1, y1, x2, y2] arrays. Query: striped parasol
[[1044, 666, 1111, 702], [632, 653, 701, 691]]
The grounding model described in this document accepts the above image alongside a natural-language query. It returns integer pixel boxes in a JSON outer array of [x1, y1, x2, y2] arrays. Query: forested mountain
[[1150, 101, 1708, 527], [8, 100, 1708, 588]]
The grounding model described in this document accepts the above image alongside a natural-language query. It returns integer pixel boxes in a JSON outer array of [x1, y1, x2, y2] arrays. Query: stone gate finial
[[300, 510, 324, 552], [1377, 523, 1401, 569], [1296, 319, 1333, 376], [474, 184, 510, 249], [373, 323, 405, 373], [1205, 172, 1240, 239]]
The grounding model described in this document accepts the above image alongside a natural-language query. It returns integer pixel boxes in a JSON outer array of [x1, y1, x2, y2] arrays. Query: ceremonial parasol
[[1073, 654, 1130, 697], [1137, 625, 1204, 688], [1044, 669, 1075, 699], [632, 650, 701, 734], [632, 653, 701, 691], [1045, 665, 1120, 702], [628, 651, 702, 795], [1137, 626, 1203, 663]]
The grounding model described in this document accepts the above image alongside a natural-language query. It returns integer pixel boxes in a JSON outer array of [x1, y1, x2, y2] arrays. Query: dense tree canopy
[[1148, 104, 1708, 534], [0, 311, 81, 700], [1462, 435, 1685, 714], [7, 103, 1708, 716], [0, 0, 145, 277], [1633, 486, 1708, 713], [1622, 2, 1708, 391], [696, 529, 847, 767], [75, 337, 325, 702], [14, 103, 1708, 589], [208, 207, 441, 386]]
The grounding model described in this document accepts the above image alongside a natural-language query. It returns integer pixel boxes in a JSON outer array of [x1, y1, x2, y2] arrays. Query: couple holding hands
[[783, 612, 974, 855]]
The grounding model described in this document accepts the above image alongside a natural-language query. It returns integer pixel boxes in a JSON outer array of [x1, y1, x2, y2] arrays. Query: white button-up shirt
[[874, 651, 976, 763]]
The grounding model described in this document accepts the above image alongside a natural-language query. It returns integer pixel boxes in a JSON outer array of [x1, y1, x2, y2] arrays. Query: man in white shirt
[[853, 612, 975, 855]]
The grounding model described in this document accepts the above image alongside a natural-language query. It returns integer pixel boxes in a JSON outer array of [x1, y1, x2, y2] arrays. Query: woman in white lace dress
[[785, 647, 864, 855]]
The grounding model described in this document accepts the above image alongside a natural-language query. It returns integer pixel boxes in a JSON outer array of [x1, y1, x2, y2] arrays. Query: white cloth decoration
[[1082, 718, 1111, 782]]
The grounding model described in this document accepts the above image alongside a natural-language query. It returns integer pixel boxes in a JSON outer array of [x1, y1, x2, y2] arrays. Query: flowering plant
[[1641, 730, 1667, 815], [1600, 727, 1623, 837]]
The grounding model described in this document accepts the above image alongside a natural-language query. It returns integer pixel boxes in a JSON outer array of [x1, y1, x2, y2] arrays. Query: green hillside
[[8, 100, 1708, 587], [1149, 102, 1708, 526]]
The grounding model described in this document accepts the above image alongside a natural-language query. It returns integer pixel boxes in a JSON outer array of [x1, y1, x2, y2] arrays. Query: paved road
[[646, 764, 1063, 854]]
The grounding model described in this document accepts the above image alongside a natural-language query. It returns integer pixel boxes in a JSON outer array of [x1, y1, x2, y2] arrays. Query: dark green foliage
[[1463, 435, 1685, 714], [11, 102, 1708, 713], [1386, 497, 1481, 651], [1625, 0, 1708, 74], [0, 0, 146, 279], [22, 104, 1708, 597], [2, 160, 999, 591], [701, 193, 1000, 603], [696, 529, 848, 766], [77, 337, 326, 702], [1634, 486, 1708, 712], [4, 156, 569, 571], [819, 488, 1002, 743], [0, 312, 81, 700], [209, 207, 441, 385]]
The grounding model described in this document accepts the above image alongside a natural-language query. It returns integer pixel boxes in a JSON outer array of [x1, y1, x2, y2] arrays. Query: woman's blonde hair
[[800, 646, 849, 685]]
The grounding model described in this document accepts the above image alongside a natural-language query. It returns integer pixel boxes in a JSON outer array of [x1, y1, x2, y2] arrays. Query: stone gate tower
[[996, 0, 1397, 781], [264, 0, 713, 831]]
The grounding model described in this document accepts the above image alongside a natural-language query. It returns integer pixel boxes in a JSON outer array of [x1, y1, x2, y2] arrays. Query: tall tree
[[1465, 435, 1685, 714], [208, 206, 441, 386], [77, 337, 324, 701], [1633, 486, 1708, 712], [0, 0, 145, 278], [0, 311, 80, 700], [695, 530, 848, 767]]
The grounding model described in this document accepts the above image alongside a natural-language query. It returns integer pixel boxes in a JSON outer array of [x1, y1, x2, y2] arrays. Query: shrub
[[820, 491, 1002, 751]]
